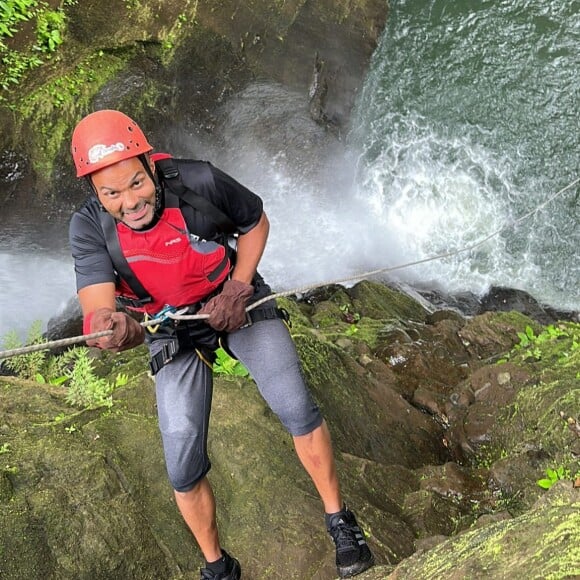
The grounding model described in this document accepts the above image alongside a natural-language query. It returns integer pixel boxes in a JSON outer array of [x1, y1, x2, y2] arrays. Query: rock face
[[0, 0, 388, 203], [1, 280, 578, 578]]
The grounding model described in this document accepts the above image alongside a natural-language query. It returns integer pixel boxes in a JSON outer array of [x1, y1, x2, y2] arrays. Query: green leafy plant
[[345, 324, 359, 336], [498, 323, 578, 364], [515, 325, 536, 348], [213, 348, 249, 377], [0, 443, 11, 455], [34, 9, 65, 52], [2, 322, 134, 409], [1, 321, 48, 379], [0, 1, 70, 94], [115, 373, 129, 387], [0, 0, 38, 39], [35, 372, 68, 385], [60, 347, 116, 408], [53, 412, 67, 424], [537, 466, 570, 490]]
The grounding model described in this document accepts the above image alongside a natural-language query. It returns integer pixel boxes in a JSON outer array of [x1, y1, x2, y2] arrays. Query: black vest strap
[[99, 211, 152, 306], [155, 158, 237, 234]]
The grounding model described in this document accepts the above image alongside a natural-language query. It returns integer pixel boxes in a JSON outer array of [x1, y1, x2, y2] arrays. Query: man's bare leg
[[293, 420, 342, 514], [174, 476, 222, 562]]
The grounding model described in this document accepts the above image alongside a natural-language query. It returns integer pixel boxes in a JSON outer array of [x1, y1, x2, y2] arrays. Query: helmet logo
[[88, 142, 126, 164]]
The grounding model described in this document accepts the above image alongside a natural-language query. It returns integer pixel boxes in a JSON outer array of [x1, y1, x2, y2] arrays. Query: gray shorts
[[150, 318, 322, 492]]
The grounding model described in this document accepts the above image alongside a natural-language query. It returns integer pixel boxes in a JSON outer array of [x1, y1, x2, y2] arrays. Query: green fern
[[1, 321, 48, 379], [60, 347, 114, 408]]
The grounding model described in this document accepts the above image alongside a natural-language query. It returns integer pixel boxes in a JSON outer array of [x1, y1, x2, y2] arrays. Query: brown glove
[[199, 279, 255, 332], [84, 307, 145, 352]]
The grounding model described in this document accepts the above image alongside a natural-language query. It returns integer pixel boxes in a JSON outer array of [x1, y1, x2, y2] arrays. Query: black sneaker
[[200, 550, 241, 580], [326, 507, 375, 578]]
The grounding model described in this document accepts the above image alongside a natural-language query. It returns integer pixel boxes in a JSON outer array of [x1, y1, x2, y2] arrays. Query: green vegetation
[[213, 347, 249, 378], [35, 7, 65, 53], [0, 0, 73, 93], [485, 321, 580, 507], [1, 321, 49, 379], [59, 347, 129, 408], [0, 0, 38, 38], [498, 322, 579, 364], [536, 466, 578, 490], [1, 322, 131, 409]]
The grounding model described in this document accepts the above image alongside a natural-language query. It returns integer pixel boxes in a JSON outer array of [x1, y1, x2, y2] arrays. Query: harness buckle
[[149, 338, 180, 375], [161, 341, 178, 364], [241, 311, 253, 329]]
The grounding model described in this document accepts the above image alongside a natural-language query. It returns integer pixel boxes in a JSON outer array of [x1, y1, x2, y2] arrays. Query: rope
[[1, 176, 577, 360]]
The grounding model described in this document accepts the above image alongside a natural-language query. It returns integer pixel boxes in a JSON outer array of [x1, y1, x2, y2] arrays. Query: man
[[69, 109, 374, 579]]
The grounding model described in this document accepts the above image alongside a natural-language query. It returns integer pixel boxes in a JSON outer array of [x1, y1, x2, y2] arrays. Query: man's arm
[[231, 212, 270, 284], [78, 282, 117, 316]]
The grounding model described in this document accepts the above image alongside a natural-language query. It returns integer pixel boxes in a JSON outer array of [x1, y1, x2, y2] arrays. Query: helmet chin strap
[[84, 176, 106, 212], [138, 153, 164, 216]]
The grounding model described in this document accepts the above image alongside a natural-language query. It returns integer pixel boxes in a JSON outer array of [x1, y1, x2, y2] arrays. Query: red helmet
[[71, 109, 153, 177]]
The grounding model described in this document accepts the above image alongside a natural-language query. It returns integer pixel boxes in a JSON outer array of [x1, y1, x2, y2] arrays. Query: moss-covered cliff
[[1, 280, 578, 578]]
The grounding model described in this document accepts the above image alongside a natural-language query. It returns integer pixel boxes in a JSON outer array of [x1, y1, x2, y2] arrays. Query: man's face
[[91, 156, 157, 229]]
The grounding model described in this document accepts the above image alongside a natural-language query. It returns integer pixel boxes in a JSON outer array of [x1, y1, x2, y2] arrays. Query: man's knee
[[163, 437, 211, 492], [168, 457, 211, 492]]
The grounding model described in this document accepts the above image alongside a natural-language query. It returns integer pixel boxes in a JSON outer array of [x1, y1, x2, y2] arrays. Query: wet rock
[[532, 479, 580, 510], [416, 288, 482, 317], [471, 510, 512, 529], [412, 387, 450, 425], [413, 534, 448, 554], [426, 309, 466, 325], [488, 451, 550, 503], [462, 402, 497, 448], [387, 501, 580, 579], [402, 490, 465, 538], [458, 311, 536, 360], [380, 328, 414, 344], [348, 280, 428, 322], [309, 52, 329, 124], [1, 279, 577, 577], [469, 364, 529, 405], [447, 385, 475, 409], [375, 332, 469, 398], [44, 296, 83, 345], [0, 149, 31, 207], [479, 286, 578, 324], [417, 462, 487, 507]]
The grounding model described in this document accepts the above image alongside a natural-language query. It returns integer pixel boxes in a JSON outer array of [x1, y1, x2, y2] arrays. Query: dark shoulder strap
[[155, 157, 237, 234], [98, 211, 152, 306]]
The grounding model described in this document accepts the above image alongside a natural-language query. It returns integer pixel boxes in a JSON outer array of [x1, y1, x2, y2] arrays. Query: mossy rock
[[347, 280, 428, 323], [387, 492, 580, 579]]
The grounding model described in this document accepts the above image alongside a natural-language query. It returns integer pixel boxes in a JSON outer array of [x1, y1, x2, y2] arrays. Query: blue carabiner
[[145, 304, 178, 334]]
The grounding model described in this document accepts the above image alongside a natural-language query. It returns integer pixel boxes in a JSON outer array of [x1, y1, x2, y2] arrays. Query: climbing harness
[[0, 176, 577, 360], [147, 305, 289, 375]]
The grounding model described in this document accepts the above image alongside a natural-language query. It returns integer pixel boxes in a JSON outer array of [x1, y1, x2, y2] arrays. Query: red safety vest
[[115, 206, 231, 314]]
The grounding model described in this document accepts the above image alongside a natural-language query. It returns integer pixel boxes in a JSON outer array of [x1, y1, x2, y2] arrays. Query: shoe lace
[[329, 521, 358, 552]]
